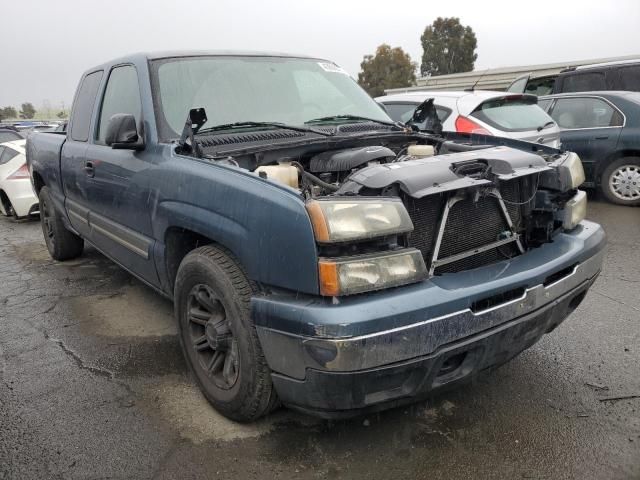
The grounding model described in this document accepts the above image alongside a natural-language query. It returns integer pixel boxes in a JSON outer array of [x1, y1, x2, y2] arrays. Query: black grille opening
[[434, 244, 519, 275], [471, 287, 526, 313], [404, 194, 444, 263], [438, 196, 511, 259], [499, 179, 524, 230], [404, 180, 530, 276], [543, 264, 577, 286]]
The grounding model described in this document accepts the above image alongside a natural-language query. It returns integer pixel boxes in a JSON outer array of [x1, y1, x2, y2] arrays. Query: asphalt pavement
[[1, 197, 639, 480]]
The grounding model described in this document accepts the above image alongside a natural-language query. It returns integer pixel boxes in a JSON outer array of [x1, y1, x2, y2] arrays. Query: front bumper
[[253, 220, 605, 416]]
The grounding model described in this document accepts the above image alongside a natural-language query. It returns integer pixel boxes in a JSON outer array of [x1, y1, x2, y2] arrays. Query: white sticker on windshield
[[318, 62, 348, 75]]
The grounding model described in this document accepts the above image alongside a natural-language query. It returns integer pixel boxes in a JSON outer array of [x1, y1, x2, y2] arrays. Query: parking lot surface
[[1, 198, 639, 480]]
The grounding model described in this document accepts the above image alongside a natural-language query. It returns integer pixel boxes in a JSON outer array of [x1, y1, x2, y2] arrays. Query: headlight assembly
[[540, 152, 586, 191], [559, 152, 586, 190], [306, 198, 413, 243], [318, 249, 427, 296], [561, 190, 587, 230]]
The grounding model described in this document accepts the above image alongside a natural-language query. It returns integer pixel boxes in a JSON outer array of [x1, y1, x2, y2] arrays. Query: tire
[[174, 245, 278, 422], [600, 157, 640, 206], [10, 201, 23, 221], [38, 186, 84, 260], [0, 192, 13, 217]]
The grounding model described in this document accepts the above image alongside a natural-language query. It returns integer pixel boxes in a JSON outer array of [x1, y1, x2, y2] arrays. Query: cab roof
[[88, 50, 329, 72]]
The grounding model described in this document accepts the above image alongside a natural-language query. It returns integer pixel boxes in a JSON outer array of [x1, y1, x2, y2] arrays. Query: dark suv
[[554, 61, 640, 94], [508, 60, 640, 96]]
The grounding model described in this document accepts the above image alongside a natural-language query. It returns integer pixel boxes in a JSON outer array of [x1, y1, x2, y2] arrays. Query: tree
[[0, 106, 18, 121], [19, 102, 36, 119], [420, 17, 477, 77], [57, 111, 66, 119], [358, 44, 416, 98]]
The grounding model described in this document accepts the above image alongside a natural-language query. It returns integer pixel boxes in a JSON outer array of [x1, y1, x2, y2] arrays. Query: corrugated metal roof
[[385, 54, 640, 94]]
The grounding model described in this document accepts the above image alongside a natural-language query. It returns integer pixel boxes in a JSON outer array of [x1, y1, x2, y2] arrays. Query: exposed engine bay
[[205, 132, 585, 278]]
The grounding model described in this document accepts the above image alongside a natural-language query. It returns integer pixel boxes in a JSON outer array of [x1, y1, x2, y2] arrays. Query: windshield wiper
[[304, 114, 404, 130], [196, 121, 334, 137], [537, 121, 556, 131]]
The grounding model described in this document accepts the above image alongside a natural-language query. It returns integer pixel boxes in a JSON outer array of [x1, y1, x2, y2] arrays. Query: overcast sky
[[1, 0, 639, 109]]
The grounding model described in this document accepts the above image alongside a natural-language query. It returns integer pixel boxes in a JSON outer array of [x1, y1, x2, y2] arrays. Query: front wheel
[[174, 245, 278, 422], [601, 157, 640, 206], [38, 186, 84, 260]]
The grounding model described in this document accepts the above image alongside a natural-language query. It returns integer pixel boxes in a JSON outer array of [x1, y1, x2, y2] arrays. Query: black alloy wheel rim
[[186, 284, 239, 389]]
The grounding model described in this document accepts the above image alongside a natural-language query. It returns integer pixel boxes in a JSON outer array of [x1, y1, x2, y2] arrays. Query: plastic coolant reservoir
[[407, 144, 435, 158], [255, 164, 299, 189]]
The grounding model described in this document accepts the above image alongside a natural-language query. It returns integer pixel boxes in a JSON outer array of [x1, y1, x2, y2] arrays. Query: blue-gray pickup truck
[[26, 51, 606, 421]]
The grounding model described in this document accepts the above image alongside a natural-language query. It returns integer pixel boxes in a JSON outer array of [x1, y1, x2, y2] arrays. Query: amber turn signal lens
[[306, 200, 330, 243], [318, 261, 339, 296]]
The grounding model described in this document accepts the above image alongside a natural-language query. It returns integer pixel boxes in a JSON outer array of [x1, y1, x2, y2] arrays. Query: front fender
[[151, 160, 320, 295]]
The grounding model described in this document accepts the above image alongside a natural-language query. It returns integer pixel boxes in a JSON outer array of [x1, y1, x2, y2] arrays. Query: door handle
[[594, 136, 609, 140], [84, 161, 95, 177]]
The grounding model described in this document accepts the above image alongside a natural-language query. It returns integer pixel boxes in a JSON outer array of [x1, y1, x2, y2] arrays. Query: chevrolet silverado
[[26, 52, 606, 421]]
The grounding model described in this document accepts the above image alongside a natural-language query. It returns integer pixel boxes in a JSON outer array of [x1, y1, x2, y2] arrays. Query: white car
[[377, 91, 561, 148], [0, 139, 39, 218]]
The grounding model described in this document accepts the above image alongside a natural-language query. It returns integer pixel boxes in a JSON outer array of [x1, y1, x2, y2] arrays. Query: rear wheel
[[38, 186, 84, 260], [601, 157, 640, 206], [174, 245, 278, 422]]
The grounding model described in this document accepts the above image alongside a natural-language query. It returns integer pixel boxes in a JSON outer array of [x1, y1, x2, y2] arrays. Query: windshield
[[151, 56, 391, 140], [470, 98, 554, 132]]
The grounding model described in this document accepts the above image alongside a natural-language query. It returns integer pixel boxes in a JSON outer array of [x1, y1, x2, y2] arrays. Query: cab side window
[[97, 65, 142, 144], [70, 71, 103, 142]]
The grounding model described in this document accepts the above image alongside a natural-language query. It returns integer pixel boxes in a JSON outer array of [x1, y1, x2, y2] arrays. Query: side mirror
[[105, 114, 144, 150]]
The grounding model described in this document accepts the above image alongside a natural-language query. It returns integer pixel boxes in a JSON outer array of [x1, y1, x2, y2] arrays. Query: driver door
[[84, 64, 159, 285]]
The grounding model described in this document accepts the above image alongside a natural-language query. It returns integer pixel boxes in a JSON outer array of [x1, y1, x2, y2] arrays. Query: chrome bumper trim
[[258, 247, 604, 376]]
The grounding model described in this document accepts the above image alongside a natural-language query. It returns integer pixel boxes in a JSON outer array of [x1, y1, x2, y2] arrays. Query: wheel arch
[[32, 170, 46, 194], [154, 198, 319, 297], [597, 149, 640, 182], [0, 189, 12, 215], [163, 226, 222, 294]]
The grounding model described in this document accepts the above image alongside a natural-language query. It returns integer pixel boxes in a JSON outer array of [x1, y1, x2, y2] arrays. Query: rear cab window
[[470, 96, 553, 131], [70, 71, 104, 142]]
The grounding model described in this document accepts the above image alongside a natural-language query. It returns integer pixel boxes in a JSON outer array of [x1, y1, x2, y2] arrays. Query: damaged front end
[[289, 141, 588, 296], [194, 128, 602, 417]]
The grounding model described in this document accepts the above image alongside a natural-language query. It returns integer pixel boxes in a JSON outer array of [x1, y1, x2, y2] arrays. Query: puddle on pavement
[[142, 379, 318, 444], [12, 241, 53, 263], [68, 283, 176, 338]]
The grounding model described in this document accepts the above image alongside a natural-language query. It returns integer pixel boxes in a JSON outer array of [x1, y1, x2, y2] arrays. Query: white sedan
[[377, 90, 561, 148], [0, 139, 39, 218]]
